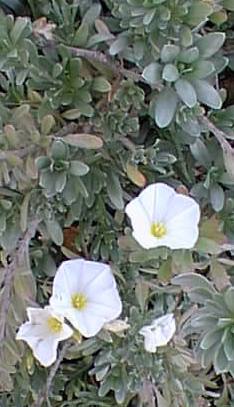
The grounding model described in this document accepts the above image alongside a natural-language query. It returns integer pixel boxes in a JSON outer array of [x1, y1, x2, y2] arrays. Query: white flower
[[125, 182, 200, 250], [16, 307, 73, 367], [50, 259, 122, 338], [139, 313, 176, 353]]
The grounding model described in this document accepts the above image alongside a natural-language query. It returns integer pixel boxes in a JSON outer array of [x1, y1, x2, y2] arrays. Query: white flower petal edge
[[139, 313, 176, 353], [125, 182, 200, 250], [50, 259, 122, 338], [16, 306, 73, 367]]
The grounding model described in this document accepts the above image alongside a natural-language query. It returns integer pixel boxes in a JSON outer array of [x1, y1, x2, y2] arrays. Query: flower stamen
[[72, 293, 87, 310], [151, 222, 166, 238], [47, 317, 62, 333]]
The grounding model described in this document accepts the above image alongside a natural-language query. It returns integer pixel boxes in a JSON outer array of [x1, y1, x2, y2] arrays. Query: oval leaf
[[175, 79, 197, 107], [196, 32, 225, 59], [63, 134, 103, 149], [192, 79, 222, 109], [155, 88, 178, 128]]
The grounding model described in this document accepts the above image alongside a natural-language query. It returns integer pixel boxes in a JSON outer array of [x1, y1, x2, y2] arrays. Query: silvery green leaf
[[51, 140, 67, 160], [195, 32, 225, 59], [55, 172, 67, 193], [83, 3, 101, 24], [224, 287, 234, 313], [223, 329, 234, 361], [175, 78, 197, 107], [184, 1, 213, 25], [178, 47, 199, 63], [214, 345, 229, 373], [209, 184, 225, 212], [192, 79, 222, 109], [154, 88, 178, 128], [109, 36, 129, 55], [172, 272, 216, 293], [211, 56, 229, 74], [92, 77, 111, 93], [162, 64, 179, 82], [107, 172, 124, 210], [46, 219, 63, 245], [190, 138, 211, 168], [70, 161, 89, 177], [180, 117, 201, 137], [180, 26, 193, 47], [200, 329, 223, 350], [191, 61, 215, 79], [160, 44, 180, 63], [142, 62, 162, 85]]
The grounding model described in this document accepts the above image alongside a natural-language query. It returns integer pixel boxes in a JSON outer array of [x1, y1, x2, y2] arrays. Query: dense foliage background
[[0, 0, 234, 405]]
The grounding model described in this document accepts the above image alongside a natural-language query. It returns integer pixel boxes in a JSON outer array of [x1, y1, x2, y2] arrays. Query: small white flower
[[125, 182, 200, 250], [139, 313, 176, 353], [16, 307, 73, 367], [50, 259, 122, 338]]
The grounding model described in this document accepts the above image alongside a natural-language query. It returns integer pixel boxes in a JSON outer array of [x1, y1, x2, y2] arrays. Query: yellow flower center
[[47, 317, 62, 333], [72, 293, 87, 310], [151, 222, 167, 238]]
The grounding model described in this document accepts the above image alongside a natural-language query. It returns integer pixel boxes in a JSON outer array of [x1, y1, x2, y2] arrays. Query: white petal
[[159, 195, 200, 249], [139, 325, 151, 336], [50, 260, 85, 312], [152, 314, 176, 346], [143, 331, 157, 353], [132, 229, 169, 249], [141, 183, 175, 221], [151, 313, 174, 327], [16, 321, 48, 341], [125, 197, 151, 245], [84, 264, 116, 294], [163, 226, 199, 249], [88, 297, 121, 321], [51, 259, 84, 297], [64, 308, 105, 337], [165, 193, 200, 225], [32, 337, 58, 367], [27, 307, 49, 323], [57, 323, 73, 341]]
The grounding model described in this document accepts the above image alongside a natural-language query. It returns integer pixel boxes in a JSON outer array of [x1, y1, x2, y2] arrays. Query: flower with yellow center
[[50, 259, 122, 338], [125, 182, 200, 249], [16, 307, 73, 367], [47, 316, 63, 333], [150, 222, 167, 238], [71, 293, 87, 310]]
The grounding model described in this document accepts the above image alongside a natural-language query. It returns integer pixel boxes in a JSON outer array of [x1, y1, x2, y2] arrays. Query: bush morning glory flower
[[139, 313, 176, 353], [50, 259, 122, 338], [16, 307, 73, 367], [125, 182, 200, 250]]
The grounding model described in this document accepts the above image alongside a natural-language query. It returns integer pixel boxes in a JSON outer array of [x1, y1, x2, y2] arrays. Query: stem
[[0, 219, 39, 342], [32, 342, 69, 407]]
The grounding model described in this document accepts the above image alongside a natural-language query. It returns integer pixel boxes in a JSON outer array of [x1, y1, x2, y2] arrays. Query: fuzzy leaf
[[63, 134, 103, 149], [192, 79, 222, 109], [175, 79, 197, 107], [154, 88, 178, 128], [196, 32, 225, 59]]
